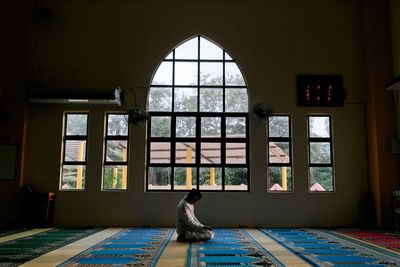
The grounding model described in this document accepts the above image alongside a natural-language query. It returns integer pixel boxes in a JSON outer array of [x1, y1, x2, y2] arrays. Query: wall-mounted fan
[[128, 107, 149, 126], [251, 102, 273, 123]]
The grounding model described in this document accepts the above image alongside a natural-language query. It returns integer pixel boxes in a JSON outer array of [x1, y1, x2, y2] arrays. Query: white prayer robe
[[176, 196, 213, 241]]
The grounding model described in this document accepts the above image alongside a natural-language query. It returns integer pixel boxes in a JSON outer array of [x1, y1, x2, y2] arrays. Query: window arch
[[147, 35, 249, 191]]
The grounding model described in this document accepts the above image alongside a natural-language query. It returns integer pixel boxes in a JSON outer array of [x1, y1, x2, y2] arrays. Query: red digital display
[[297, 75, 346, 106]]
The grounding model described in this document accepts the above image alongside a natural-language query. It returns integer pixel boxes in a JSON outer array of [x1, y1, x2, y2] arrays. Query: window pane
[[66, 114, 87, 136], [309, 116, 330, 138], [176, 142, 196, 163], [200, 62, 223, 86], [61, 165, 86, 190], [225, 52, 232, 60], [267, 166, 292, 192], [150, 142, 171, 163], [152, 62, 172, 85], [225, 63, 245, 86], [310, 142, 331, 163], [151, 116, 171, 137], [103, 165, 128, 190], [225, 167, 248, 190], [225, 88, 248, 112], [175, 62, 198, 86], [176, 117, 196, 137], [165, 52, 173, 59], [65, 140, 86, 162], [106, 140, 128, 162], [269, 116, 289, 138], [269, 142, 290, 163], [174, 87, 197, 112], [226, 143, 246, 164], [175, 37, 198, 59], [201, 143, 220, 164], [226, 117, 246, 138], [199, 167, 222, 190], [201, 117, 221, 138], [309, 167, 333, 192], [200, 88, 223, 112], [148, 167, 171, 190], [200, 38, 223, 59], [174, 167, 197, 190], [107, 114, 128, 136], [148, 87, 172, 111]]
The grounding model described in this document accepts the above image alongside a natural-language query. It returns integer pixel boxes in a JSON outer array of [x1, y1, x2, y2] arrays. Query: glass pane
[[103, 165, 128, 190], [225, 63, 245, 86], [225, 88, 248, 112], [174, 167, 197, 190], [66, 114, 87, 136], [201, 143, 220, 164], [165, 52, 173, 59], [150, 142, 171, 163], [174, 87, 197, 112], [309, 167, 333, 192], [175, 37, 198, 59], [225, 52, 232, 60], [200, 38, 223, 59], [148, 87, 172, 111], [310, 142, 331, 164], [106, 140, 128, 162], [226, 117, 246, 138], [61, 165, 86, 190], [107, 114, 128, 136], [269, 116, 289, 138], [267, 167, 293, 192], [151, 116, 171, 137], [175, 62, 198, 86], [148, 167, 171, 190], [199, 167, 222, 190], [152, 62, 172, 85], [200, 88, 223, 112], [65, 140, 86, 162], [225, 167, 248, 191], [309, 116, 330, 138], [176, 117, 196, 137], [176, 142, 196, 163], [200, 62, 223, 86], [201, 117, 221, 138], [269, 142, 290, 163], [226, 143, 246, 164]]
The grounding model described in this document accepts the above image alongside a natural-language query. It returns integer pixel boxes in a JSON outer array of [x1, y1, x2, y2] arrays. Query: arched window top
[[149, 35, 248, 113]]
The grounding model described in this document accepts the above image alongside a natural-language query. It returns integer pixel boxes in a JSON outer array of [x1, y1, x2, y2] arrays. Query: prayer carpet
[[335, 229, 400, 252], [259, 228, 400, 266], [57, 228, 174, 266], [0, 228, 101, 267], [0, 229, 29, 238], [187, 228, 285, 266]]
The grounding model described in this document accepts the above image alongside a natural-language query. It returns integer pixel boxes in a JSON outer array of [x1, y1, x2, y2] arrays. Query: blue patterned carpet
[[57, 228, 174, 267], [259, 228, 400, 266], [188, 228, 284, 267]]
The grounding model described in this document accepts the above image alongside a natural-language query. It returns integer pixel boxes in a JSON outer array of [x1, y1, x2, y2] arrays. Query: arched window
[[147, 35, 249, 191]]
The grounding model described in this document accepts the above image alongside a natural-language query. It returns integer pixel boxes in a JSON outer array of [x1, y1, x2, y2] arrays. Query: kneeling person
[[176, 188, 214, 242]]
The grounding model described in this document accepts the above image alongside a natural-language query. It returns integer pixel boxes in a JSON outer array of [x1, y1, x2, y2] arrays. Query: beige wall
[[7, 0, 400, 227]]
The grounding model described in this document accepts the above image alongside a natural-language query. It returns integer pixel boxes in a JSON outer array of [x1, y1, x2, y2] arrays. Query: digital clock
[[297, 75, 346, 106]]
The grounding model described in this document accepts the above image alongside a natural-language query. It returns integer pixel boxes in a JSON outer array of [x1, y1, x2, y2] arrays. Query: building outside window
[[60, 113, 88, 190], [102, 113, 129, 190], [308, 115, 334, 192], [267, 115, 293, 192], [147, 35, 249, 191]]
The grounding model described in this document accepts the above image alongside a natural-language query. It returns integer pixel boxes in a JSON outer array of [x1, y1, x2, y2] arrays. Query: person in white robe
[[176, 188, 214, 242]]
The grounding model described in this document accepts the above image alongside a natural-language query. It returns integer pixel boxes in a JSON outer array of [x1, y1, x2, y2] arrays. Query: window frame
[[146, 35, 249, 192], [60, 112, 89, 191], [102, 112, 130, 191], [307, 114, 335, 193], [267, 114, 293, 193]]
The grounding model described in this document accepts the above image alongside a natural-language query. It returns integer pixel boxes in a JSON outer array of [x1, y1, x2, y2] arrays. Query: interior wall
[[22, 0, 370, 227]]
